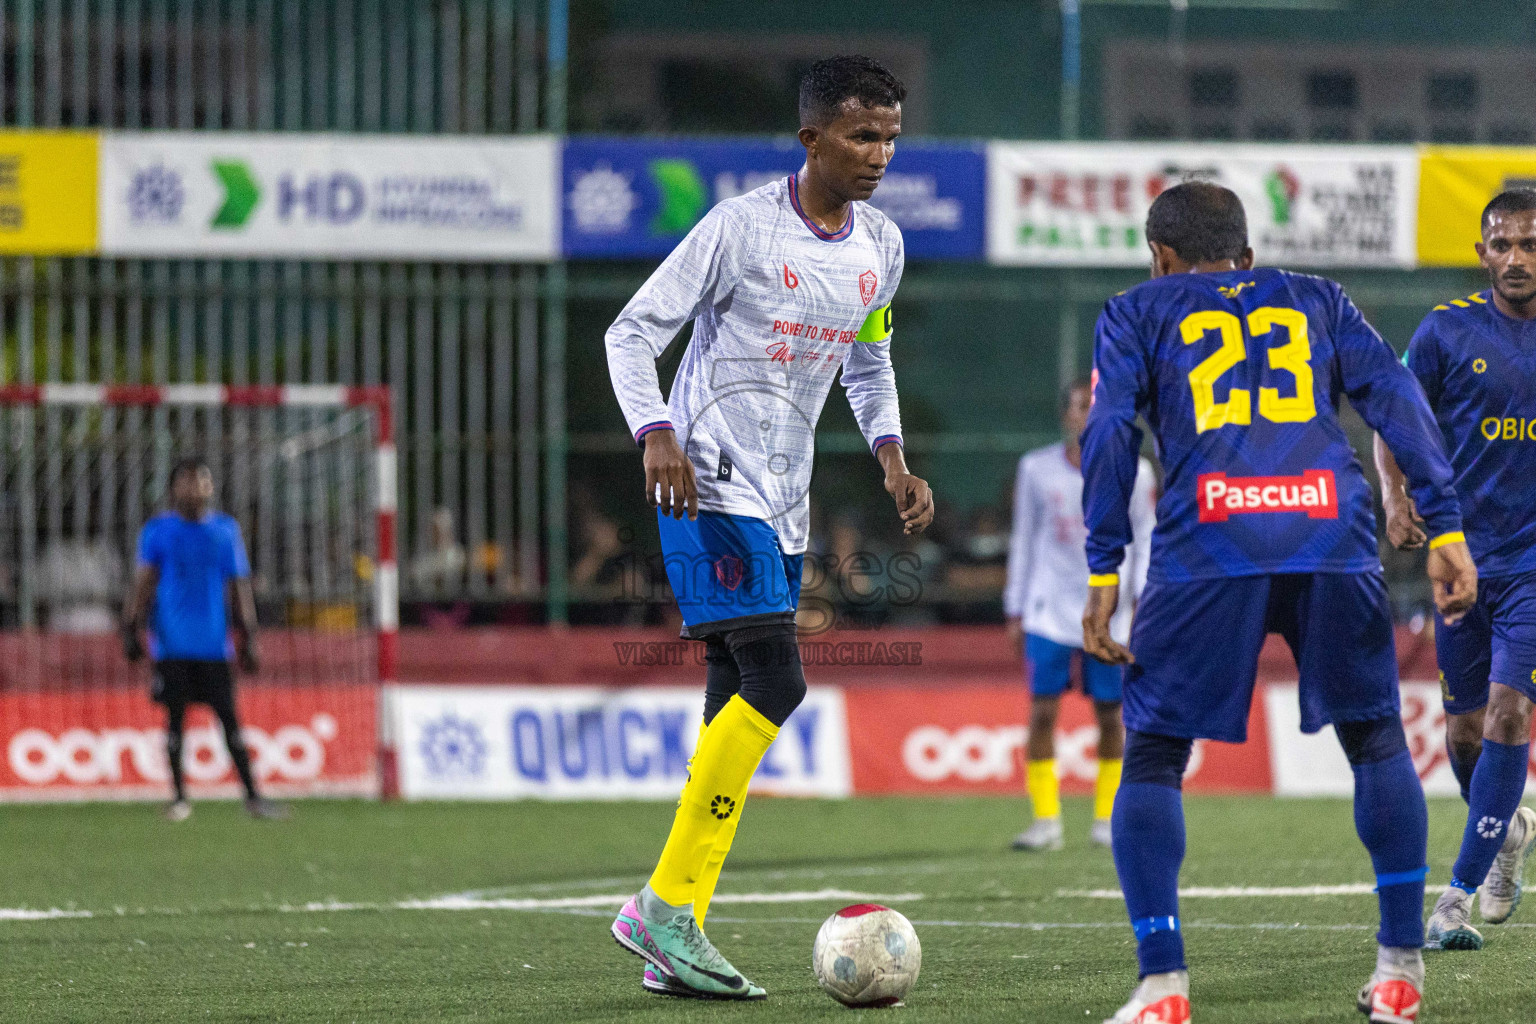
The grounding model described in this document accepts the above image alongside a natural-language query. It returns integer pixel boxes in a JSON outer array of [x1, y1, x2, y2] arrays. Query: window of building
[[1426, 73, 1478, 112], [1307, 71, 1357, 110], [1188, 68, 1238, 108]]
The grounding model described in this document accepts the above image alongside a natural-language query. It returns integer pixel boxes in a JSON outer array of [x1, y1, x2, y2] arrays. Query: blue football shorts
[[656, 509, 803, 640], [1435, 570, 1536, 714], [1124, 571, 1399, 743], [1026, 632, 1124, 703]]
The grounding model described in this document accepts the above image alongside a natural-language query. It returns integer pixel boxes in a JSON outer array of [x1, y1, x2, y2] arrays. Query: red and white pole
[[366, 389, 401, 800]]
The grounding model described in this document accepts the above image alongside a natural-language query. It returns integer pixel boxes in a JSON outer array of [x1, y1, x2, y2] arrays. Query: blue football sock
[[1112, 781, 1186, 976], [1450, 739, 1531, 893], [1446, 740, 1481, 805], [1351, 749, 1428, 948]]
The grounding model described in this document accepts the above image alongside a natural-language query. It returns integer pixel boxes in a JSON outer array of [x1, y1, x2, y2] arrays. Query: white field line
[[1059, 884, 1377, 899], [281, 889, 923, 914], [0, 908, 92, 920]]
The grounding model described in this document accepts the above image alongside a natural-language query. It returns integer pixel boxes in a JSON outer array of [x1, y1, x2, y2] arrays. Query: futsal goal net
[[0, 384, 396, 801]]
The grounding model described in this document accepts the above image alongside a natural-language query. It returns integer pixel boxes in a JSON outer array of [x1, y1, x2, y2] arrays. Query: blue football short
[[656, 509, 803, 639], [1026, 633, 1124, 703], [1125, 571, 1400, 744], [1435, 571, 1536, 713]]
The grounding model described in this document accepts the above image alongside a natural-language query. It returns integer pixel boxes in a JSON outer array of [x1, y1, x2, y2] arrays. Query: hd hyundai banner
[[986, 142, 1418, 268], [562, 136, 987, 261], [388, 684, 852, 800], [97, 133, 560, 260]]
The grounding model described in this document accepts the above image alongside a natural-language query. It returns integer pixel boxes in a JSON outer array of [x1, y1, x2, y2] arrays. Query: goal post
[[0, 383, 397, 801]]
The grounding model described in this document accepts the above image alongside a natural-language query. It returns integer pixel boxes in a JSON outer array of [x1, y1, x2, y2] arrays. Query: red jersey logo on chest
[[859, 269, 877, 306], [1197, 469, 1338, 523]]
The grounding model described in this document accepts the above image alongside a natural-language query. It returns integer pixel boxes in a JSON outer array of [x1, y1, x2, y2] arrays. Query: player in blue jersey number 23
[[1080, 183, 1477, 1024]]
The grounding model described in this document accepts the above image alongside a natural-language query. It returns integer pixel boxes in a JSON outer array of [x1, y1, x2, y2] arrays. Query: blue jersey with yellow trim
[[1404, 290, 1536, 578], [1083, 267, 1460, 583]]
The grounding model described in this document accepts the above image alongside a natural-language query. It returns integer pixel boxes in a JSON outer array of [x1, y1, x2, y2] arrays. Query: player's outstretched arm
[[641, 427, 698, 520], [1427, 536, 1478, 626], [876, 442, 932, 535], [1372, 434, 1426, 550], [120, 565, 156, 662]]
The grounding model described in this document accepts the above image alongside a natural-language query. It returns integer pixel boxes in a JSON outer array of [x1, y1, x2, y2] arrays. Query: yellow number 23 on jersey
[[1181, 306, 1317, 433]]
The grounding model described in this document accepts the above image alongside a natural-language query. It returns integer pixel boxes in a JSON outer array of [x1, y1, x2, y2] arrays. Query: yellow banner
[[1418, 146, 1536, 267], [0, 131, 98, 255]]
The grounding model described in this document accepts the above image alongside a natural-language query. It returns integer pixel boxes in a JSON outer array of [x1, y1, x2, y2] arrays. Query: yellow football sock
[[647, 695, 777, 907], [1026, 758, 1061, 820], [693, 810, 740, 930], [688, 716, 741, 931], [1095, 758, 1123, 821]]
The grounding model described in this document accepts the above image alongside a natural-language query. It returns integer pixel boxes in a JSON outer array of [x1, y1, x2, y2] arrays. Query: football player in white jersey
[[1006, 379, 1156, 851], [606, 55, 934, 1001]]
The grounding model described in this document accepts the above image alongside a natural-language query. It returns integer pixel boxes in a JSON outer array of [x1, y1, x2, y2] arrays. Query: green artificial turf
[[2, 796, 1533, 1022]]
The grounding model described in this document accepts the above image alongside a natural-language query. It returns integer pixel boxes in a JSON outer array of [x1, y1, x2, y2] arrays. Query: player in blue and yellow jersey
[[1376, 189, 1536, 953], [1080, 183, 1477, 1024]]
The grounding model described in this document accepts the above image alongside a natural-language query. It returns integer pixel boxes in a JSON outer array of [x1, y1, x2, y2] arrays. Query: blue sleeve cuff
[[634, 421, 673, 446], [872, 434, 903, 455]]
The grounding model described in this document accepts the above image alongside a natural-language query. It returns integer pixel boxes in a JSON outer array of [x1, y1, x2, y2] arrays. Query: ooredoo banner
[[562, 136, 986, 260], [388, 684, 852, 800], [986, 142, 1417, 268], [841, 681, 1274, 794], [98, 133, 560, 260], [0, 684, 377, 800]]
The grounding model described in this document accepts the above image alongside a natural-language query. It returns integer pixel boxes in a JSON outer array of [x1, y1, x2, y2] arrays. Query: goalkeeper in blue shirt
[[1080, 183, 1476, 1024], [122, 457, 285, 821]]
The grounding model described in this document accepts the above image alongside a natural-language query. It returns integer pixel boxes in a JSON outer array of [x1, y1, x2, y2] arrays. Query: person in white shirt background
[[1005, 378, 1156, 851]]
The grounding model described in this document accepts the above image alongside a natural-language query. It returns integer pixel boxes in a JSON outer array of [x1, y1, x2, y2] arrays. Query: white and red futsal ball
[[812, 903, 922, 1007]]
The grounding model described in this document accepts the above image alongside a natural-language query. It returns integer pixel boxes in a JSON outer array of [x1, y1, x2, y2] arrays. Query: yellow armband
[[1428, 531, 1465, 550], [1088, 573, 1120, 587], [856, 303, 892, 343]]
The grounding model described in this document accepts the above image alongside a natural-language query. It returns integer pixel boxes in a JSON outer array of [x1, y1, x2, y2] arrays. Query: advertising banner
[[562, 136, 986, 261], [98, 133, 559, 260], [0, 684, 377, 800], [0, 131, 98, 254], [1416, 146, 1536, 267], [1266, 681, 1536, 796], [841, 681, 1273, 795], [986, 142, 1417, 268], [389, 684, 851, 800]]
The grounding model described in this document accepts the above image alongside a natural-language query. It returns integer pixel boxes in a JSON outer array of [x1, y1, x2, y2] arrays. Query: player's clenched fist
[[641, 428, 698, 520], [1426, 537, 1478, 625]]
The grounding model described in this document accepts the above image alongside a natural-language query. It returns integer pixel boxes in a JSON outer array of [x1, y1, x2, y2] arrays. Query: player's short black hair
[[169, 456, 210, 487], [1145, 181, 1249, 265], [1481, 188, 1536, 233], [798, 55, 905, 127], [1059, 376, 1093, 414]]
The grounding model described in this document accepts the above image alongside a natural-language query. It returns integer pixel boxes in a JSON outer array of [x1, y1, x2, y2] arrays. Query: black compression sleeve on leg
[[165, 699, 188, 802], [1335, 716, 1409, 766], [210, 684, 259, 800], [1121, 730, 1194, 790], [721, 623, 806, 728], [702, 637, 742, 726]]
